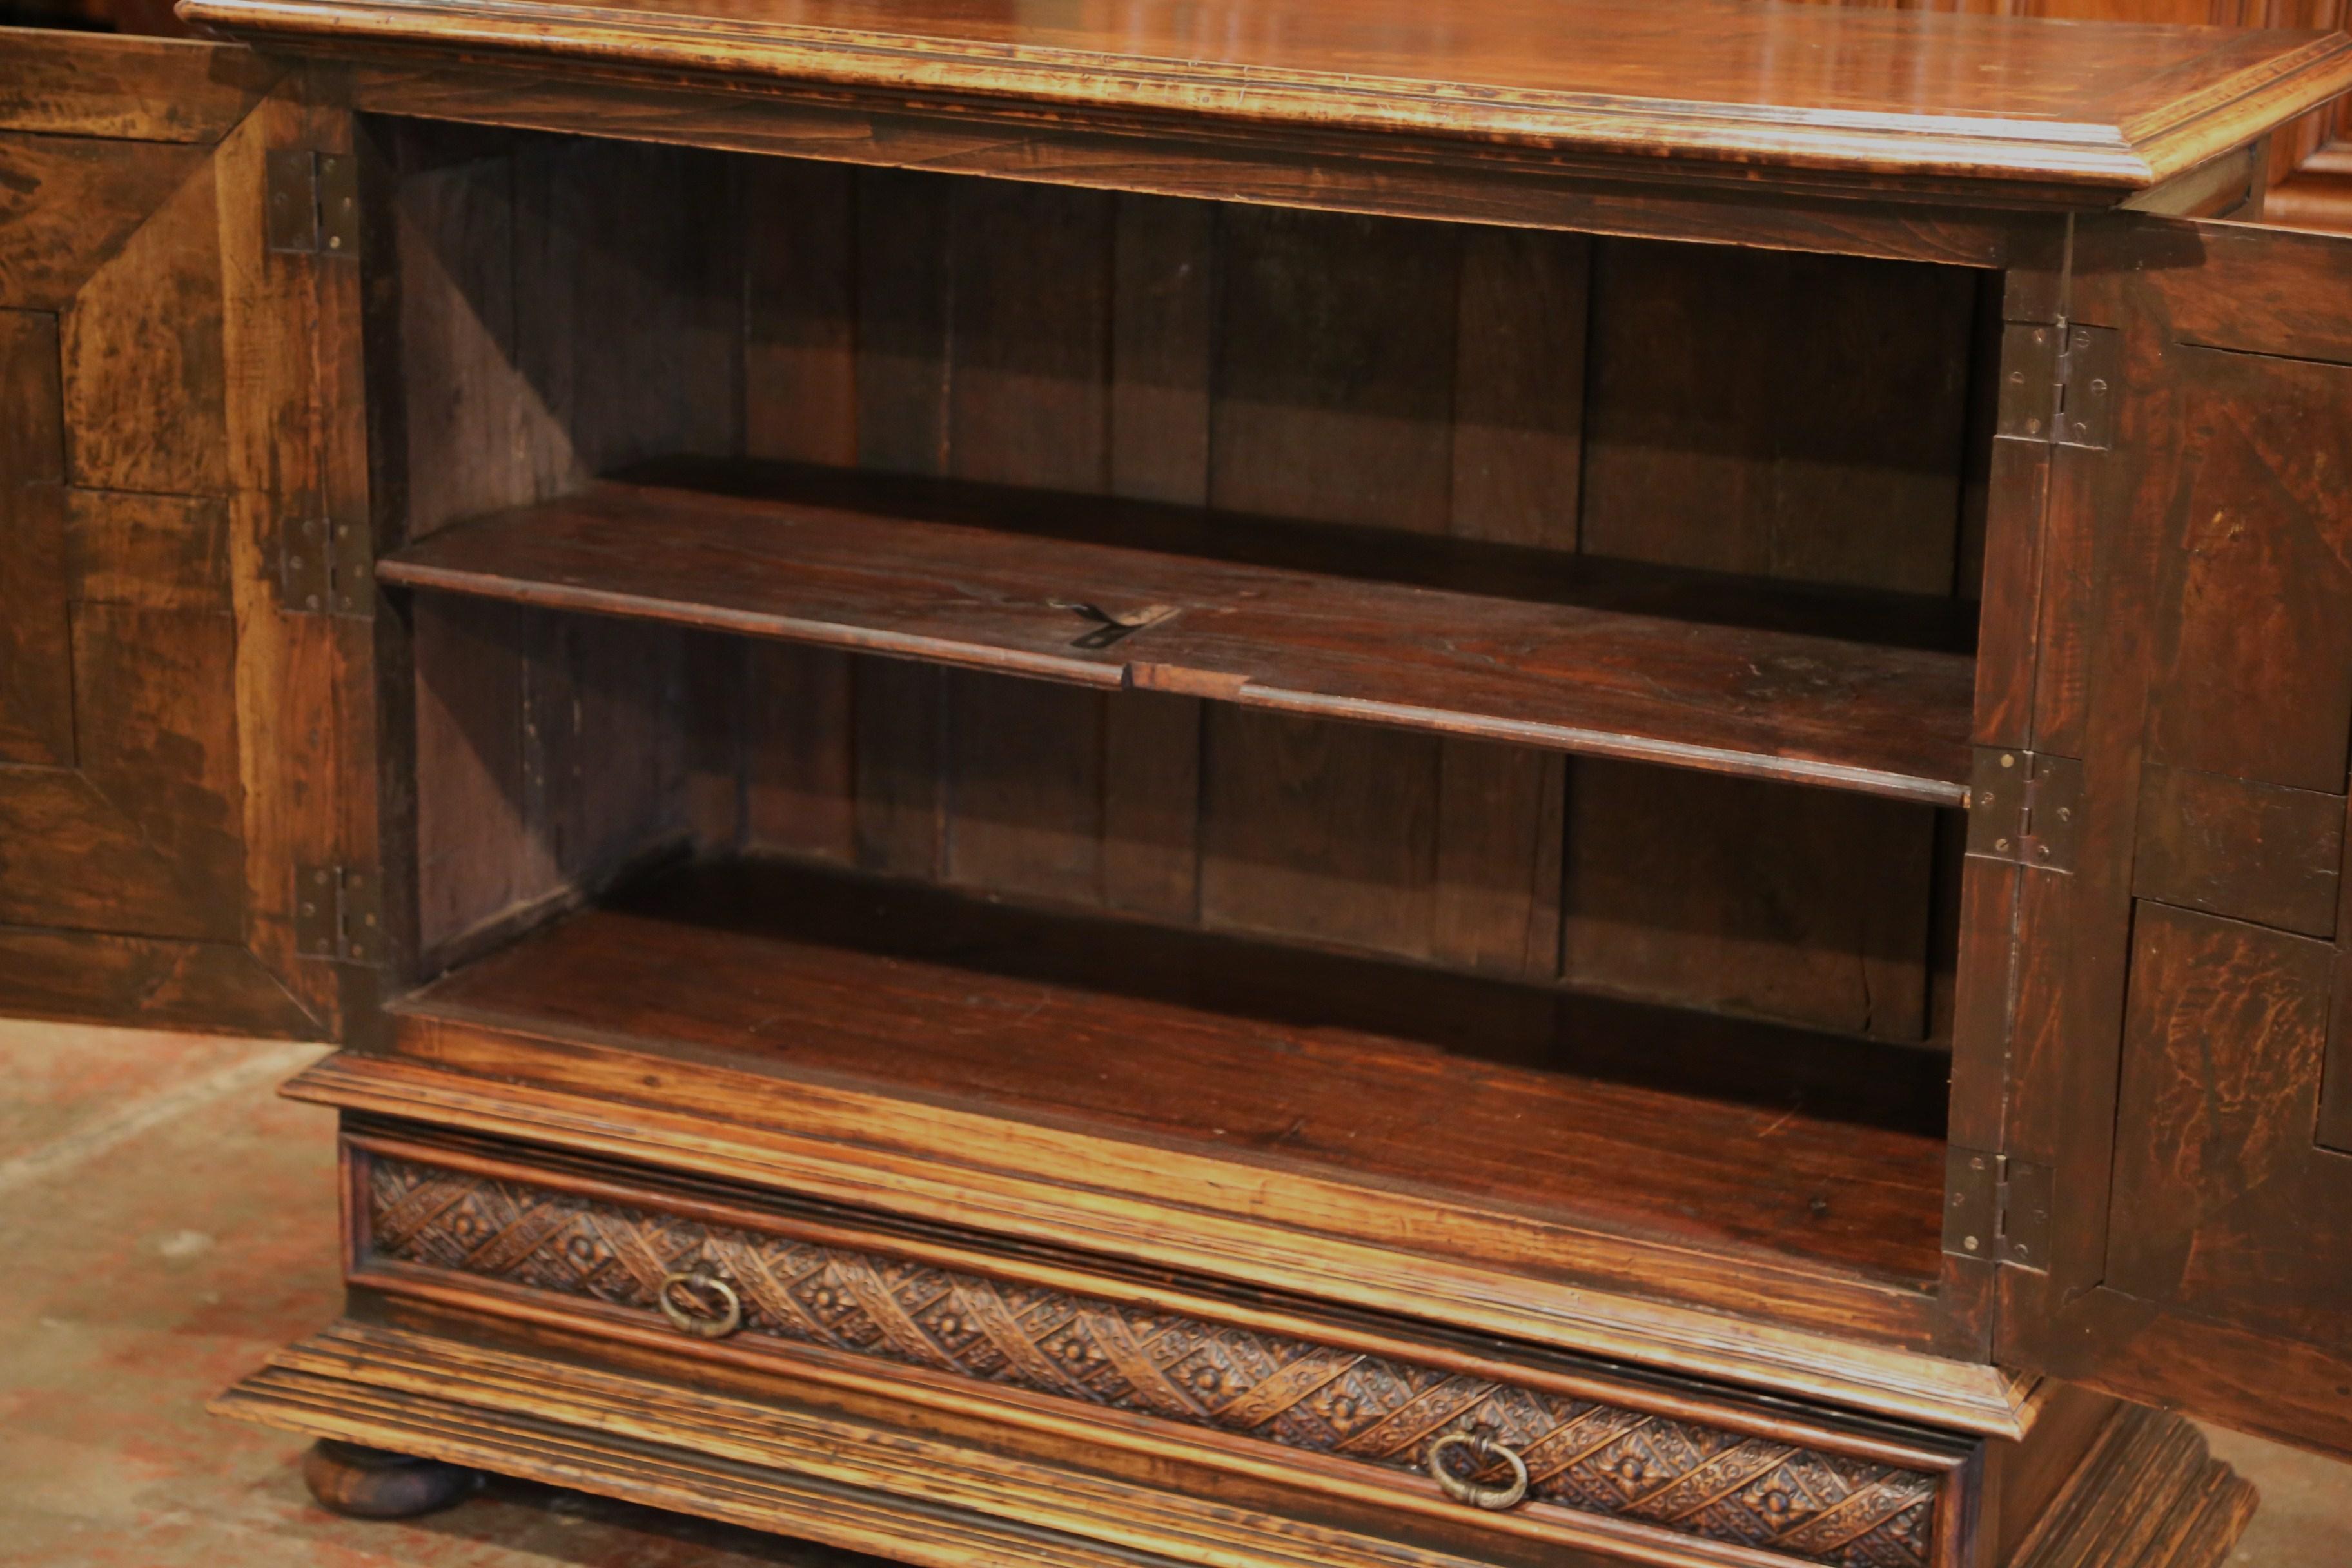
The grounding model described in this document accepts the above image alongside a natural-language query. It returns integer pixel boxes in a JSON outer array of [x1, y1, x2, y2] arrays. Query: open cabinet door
[[0, 32, 377, 1039], [1995, 211, 2352, 1456]]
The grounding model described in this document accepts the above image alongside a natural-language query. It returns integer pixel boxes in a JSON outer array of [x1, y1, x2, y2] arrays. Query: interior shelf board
[[380, 463, 1978, 806], [389, 856, 1952, 1289]]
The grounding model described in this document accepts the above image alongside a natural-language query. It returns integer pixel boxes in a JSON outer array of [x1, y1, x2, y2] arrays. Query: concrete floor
[[0, 1020, 2343, 1567]]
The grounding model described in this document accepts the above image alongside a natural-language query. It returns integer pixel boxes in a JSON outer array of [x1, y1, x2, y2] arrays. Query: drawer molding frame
[[342, 1128, 1972, 1568], [293, 1048, 2034, 1436]]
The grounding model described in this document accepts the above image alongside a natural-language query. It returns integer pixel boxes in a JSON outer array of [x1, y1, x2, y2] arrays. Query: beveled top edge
[[178, 0, 2352, 199]]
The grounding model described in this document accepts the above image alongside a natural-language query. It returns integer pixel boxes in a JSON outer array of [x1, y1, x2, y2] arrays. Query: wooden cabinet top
[[181, 0, 2352, 204]]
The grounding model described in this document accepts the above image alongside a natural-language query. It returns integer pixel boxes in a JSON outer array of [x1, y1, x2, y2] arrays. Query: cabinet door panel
[[2000, 216, 2352, 1456], [0, 34, 362, 1040]]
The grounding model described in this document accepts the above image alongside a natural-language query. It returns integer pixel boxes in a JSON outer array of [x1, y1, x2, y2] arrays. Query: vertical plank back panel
[[1207, 208, 1457, 531], [938, 179, 1113, 906], [742, 157, 858, 865], [716, 164, 1982, 1036], [1101, 193, 1215, 923], [847, 168, 952, 878], [1430, 226, 1587, 976], [1565, 238, 1975, 1042], [1198, 207, 1456, 959]]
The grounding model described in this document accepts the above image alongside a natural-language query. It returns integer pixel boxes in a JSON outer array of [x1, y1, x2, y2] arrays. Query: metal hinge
[[1943, 1147, 2053, 1271], [1965, 746, 2082, 873], [280, 514, 373, 617], [294, 864, 383, 965], [1995, 321, 2119, 450], [264, 150, 360, 257]]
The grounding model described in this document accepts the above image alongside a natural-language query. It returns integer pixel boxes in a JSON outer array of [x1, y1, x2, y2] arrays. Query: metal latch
[[280, 514, 373, 617], [1995, 322, 2118, 450], [294, 864, 383, 965], [265, 150, 360, 257], [1943, 1147, 2053, 1271], [1966, 747, 2082, 873]]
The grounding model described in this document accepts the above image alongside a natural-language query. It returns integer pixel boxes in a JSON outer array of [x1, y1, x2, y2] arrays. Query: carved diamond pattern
[[367, 1157, 1937, 1568]]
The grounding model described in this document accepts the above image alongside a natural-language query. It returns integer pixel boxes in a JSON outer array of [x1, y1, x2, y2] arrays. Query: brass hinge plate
[[265, 150, 359, 257], [280, 514, 373, 618], [1965, 747, 2082, 873], [1943, 1146, 2053, 1271], [1995, 321, 2117, 451], [293, 864, 384, 965]]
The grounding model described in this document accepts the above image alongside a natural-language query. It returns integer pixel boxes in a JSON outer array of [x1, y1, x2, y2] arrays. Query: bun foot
[[301, 1438, 482, 1518]]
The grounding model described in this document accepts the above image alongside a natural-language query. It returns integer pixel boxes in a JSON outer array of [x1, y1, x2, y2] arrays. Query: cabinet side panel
[[393, 129, 741, 966]]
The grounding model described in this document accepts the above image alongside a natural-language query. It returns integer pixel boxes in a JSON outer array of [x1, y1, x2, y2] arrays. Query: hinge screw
[[2000, 754, 2016, 769], [1964, 1235, 1981, 1252], [2025, 418, 2042, 435], [2089, 378, 2108, 396], [2035, 844, 2052, 861], [1995, 837, 2012, 852]]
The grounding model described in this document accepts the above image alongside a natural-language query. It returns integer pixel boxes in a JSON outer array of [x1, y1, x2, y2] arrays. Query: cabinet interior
[[373, 122, 1999, 1320]]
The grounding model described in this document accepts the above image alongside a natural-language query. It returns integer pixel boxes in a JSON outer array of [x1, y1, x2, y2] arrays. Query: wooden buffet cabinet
[[6, 2, 2352, 1564]]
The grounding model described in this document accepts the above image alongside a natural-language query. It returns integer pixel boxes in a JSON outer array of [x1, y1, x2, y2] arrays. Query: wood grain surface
[[176, 0, 2352, 200], [387, 856, 1951, 1287], [0, 40, 365, 1038], [378, 468, 1979, 805]]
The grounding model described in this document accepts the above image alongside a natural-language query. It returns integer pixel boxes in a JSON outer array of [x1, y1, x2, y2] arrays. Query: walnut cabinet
[[5, 6, 2352, 1565]]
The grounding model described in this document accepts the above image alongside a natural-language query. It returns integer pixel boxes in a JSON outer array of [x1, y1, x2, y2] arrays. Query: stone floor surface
[[0, 1019, 2343, 1566]]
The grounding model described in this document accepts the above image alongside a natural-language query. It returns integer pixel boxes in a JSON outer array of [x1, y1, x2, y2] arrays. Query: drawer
[[343, 1123, 1968, 1568]]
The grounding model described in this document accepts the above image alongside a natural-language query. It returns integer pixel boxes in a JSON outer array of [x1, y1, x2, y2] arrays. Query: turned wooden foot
[[302, 1438, 482, 1518]]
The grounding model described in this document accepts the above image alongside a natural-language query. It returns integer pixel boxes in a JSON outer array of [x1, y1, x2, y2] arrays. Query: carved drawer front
[[351, 1134, 1953, 1568]]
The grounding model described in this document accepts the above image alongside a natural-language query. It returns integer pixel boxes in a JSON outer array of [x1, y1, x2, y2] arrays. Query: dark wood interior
[[386, 128, 1984, 1053], [395, 854, 1954, 1286], [368, 121, 1992, 1326]]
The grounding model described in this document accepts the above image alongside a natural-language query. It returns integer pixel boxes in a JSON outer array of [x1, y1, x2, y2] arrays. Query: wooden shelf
[[381, 463, 1977, 805], [392, 857, 1951, 1289]]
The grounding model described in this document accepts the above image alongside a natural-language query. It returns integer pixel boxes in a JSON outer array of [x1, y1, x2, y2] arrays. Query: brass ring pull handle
[[1425, 1433, 1531, 1511], [657, 1269, 743, 1339]]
